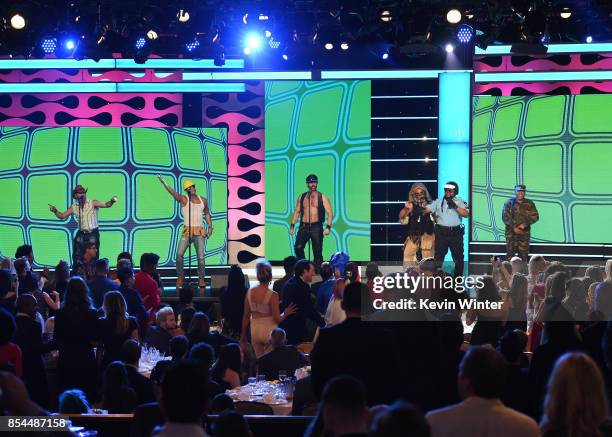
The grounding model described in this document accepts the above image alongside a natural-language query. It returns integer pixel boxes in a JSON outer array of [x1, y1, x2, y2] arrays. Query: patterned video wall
[[0, 127, 228, 267], [472, 95, 612, 244], [264, 80, 371, 261]]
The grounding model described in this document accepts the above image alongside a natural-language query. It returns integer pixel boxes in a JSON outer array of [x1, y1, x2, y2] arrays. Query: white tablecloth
[[227, 382, 293, 415]]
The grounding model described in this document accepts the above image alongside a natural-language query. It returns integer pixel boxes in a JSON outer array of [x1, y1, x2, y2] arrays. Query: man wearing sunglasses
[[424, 181, 469, 277]]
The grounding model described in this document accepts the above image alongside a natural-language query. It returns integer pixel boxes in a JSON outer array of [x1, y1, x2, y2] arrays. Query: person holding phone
[[48, 185, 117, 267], [503, 185, 539, 261]]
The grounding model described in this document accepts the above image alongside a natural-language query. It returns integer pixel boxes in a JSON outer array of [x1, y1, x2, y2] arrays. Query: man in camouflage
[[502, 184, 539, 261]]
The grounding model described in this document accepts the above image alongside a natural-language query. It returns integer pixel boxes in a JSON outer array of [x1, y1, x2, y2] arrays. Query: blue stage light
[[586, 35, 593, 43], [186, 39, 200, 52], [41, 38, 57, 54], [246, 33, 262, 49], [135, 37, 146, 49], [65, 39, 75, 50], [457, 25, 473, 43]]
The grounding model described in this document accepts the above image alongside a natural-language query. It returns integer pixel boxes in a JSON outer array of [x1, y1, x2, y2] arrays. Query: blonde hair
[[256, 260, 273, 284], [103, 291, 129, 335], [156, 306, 174, 326], [541, 353, 609, 437], [528, 255, 547, 278], [407, 183, 432, 204]]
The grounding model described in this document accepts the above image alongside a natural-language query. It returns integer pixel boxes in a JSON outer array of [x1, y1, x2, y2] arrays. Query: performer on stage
[[425, 181, 469, 277], [503, 184, 539, 261], [289, 174, 333, 270], [399, 183, 435, 269], [48, 185, 116, 267], [158, 176, 212, 293]]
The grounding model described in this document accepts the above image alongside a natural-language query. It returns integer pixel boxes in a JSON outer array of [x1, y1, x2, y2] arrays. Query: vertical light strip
[[439, 71, 471, 263]]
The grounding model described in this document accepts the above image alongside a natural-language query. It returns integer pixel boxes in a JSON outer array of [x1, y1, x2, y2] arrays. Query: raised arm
[[289, 196, 302, 236], [322, 195, 334, 236], [157, 175, 186, 205], [92, 196, 117, 209], [48, 204, 73, 220]]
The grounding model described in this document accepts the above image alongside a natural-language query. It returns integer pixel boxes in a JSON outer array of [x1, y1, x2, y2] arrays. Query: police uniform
[[502, 185, 539, 261]]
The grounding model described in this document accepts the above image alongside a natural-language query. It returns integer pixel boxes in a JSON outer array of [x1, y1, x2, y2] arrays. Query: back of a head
[[117, 266, 134, 284], [342, 282, 364, 313], [121, 339, 141, 366], [0, 308, 16, 345], [545, 261, 566, 280], [188, 312, 210, 336], [586, 266, 604, 283], [189, 342, 215, 370], [544, 352, 609, 435], [117, 251, 133, 264], [509, 273, 528, 308], [256, 261, 273, 284], [103, 361, 129, 392], [270, 328, 287, 349], [179, 284, 195, 304], [140, 252, 160, 270], [322, 376, 367, 415], [216, 343, 241, 373], [212, 410, 252, 437], [64, 277, 92, 312], [459, 346, 507, 399], [549, 271, 570, 301], [169, 335, 190, 360], [528, 255, 547, 277], [499, 330, 526, 364], [58, 389, 90, 414], [370, 401, 430, 437], [294, 259, 312, 278], [95, 258, 109, 275], [227, 264, 247, 293], [320, 262, 333, 281], [283, 256, 298, 275], [595, 281, 612, 319], [180, 307, 196, 332], [15, 244, 33, 260], [162, 360, 209, 423], [210, 393, 235, 414]]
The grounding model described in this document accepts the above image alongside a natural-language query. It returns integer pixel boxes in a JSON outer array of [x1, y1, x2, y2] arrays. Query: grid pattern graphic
[[264, 80, 371, 261], [472, 95, 612, 244], [0, 126, 228, 267]]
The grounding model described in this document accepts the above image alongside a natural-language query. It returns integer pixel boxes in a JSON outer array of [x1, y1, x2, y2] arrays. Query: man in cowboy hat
[[503, 184, 539, 261], [289, 174, 334, 271], [49, 184, 117, 267], [158, 176, 212, 293]]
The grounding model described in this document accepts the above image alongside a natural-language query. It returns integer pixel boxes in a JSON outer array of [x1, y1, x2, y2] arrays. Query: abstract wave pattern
[[471, 95, 612, 244], [0, 126, 228, 267], [203, 83, 265, 265]]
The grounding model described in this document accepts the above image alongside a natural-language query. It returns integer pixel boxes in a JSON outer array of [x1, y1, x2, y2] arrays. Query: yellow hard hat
[[183, 180, 195, 191]]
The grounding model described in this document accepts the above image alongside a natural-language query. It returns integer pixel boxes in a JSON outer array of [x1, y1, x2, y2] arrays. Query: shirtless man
[[289, 174, 334, 269]]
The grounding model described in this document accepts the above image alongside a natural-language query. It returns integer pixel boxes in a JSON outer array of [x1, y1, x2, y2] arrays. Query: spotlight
[[340, 42, 349, 50], [540, 34, 550, 45], [457, 24, 473, 43], [282, 53, 288, 60], [586, 35, 593, 43], [324, 42, 333, 50], [268, 39, 280, 49], [382, 52, 389, 60], [185, 39, 200, 52], [243, 47, 251, 55], [146, 30, 158, 40], [380, 10, 392, 22], [41, 38, 57, 54], [447, 9, 461, 24], [445, 43, 454, 53], [560, 8, 572, 19], [10, 14, 26, 30], [177, 9, 190, 23], [258, 14, 269, 21], [65, 39, 76, 50], [264, 30, 272, 38], [246, 33, 262, 49], [135, 37, 146, 50]]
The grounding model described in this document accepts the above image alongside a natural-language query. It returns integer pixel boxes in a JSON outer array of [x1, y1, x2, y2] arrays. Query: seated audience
[[220, 264, 248, 338], [179, 307, 196, 335], [187, 312, 232, 355], [311, 282, 401, 406], [540, 352, 612, 437], [307, 376, 369, 437], [153, 360, 209, 437], [212, 410, 252, 437], [121, 339, 155, 405], [54, 277, 99, 401], [211, 343, 242, 390], [370, 401, 431, 437], [210, 393, 235, 414], [58, 389, 91, 414], [101, 361, 138, 413], [0, 308, 22, 376], [144, 307, 176, 355], [117, 266, 149, 332], [150, 335, 189, 384], [87, 258, 119, 309], [498, 330, 531, 416], [257, 328, 307, 380], [14, 294, 53, 407], [291, 375, 318, 416], [426, 347, 540, 437], [98, 290, 139, 370], [188, 342, 224, 400]]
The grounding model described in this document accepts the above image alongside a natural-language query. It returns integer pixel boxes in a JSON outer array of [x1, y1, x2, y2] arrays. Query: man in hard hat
[[158, 176, 213, 293]]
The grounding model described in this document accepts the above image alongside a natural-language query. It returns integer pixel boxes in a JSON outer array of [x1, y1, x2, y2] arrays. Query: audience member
[[540, 352, 612, 437], [121, 339, 155, 405], [467, 276, 509, 346], [58, 389, 90, 414], [279, 259, 324, 345], [0, 308, 22, 377], [212, 410, 252, 437], [154, 360, 209, 437], [188, 342, 224, 400], [177, 284, 196, 315], [144, 307, 176, 355], [256, 328, 307, 380], [49, 260, 70, 302], [87, 258, 119, 309], [150, 335, 189, 384], [314, 262, 335, 314], [135, 253, 161, 321], [14, 294, 53, 407], [273, 255, 298, 303], [101, 361, 138, 413], [241, 261, 296, 357], [98, 290, 139, 370], [311, 282, 401, 405], [210, 393, 235, 414], [370, 401, 431, 437], [187, 312, 232, 356], [498, 330, 531, 416], [54, 277, 99, 400], [211, 343, 242, 390], [291, 374, 318, 416], [0, 268, 17, 312], [117, 266, 149, 332], [324, 278, 347, 326], [220, 264, 248, 338], [506, 273, 528, 332], [426, 347, 540, 437]]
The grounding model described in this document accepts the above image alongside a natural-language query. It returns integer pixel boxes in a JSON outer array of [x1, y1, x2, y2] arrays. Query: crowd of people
[[1, 243, 612, 437]]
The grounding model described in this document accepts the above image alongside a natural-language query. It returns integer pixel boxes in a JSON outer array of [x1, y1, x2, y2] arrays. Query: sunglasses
[[444, 188, 455, 192]]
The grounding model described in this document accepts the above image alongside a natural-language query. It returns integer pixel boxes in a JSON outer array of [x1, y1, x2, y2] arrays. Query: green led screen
[[264, 80, 371, 261], [471, 95, 612, 244], [0, 126, 228, 267]]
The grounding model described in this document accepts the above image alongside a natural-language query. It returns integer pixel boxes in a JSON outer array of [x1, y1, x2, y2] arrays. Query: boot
[[176, 276, 185, 293]]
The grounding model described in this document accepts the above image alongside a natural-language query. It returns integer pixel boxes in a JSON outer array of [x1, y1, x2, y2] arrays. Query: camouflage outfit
[[502, 197, 539, 261]]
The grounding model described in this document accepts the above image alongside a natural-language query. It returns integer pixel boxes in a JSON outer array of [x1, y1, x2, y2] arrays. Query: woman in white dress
[[240, 261, 296, 357]]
